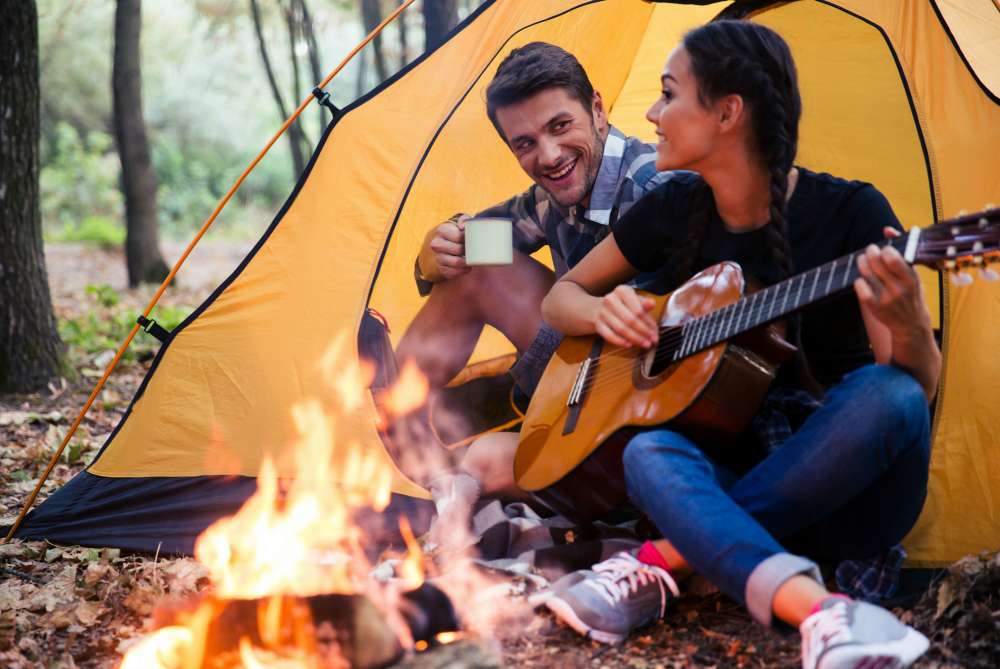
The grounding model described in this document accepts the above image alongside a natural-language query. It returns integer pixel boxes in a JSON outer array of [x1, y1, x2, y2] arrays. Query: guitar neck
[[671, 235, 908, 361]]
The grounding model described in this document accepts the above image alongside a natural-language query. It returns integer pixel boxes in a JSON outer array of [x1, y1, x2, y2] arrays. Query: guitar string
[[575, 262, 861, 395], [560, 221, 999, 400], [575, 273, 825, 393]]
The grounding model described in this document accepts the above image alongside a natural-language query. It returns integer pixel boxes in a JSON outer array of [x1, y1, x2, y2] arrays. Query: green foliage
[[49, 216, 127, 249], [85, 283, 120, 308], [40, 123, 124, 243], [58, 284, 191, 364]]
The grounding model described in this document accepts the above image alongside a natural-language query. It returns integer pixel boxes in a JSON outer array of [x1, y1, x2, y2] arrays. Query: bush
[[59, 284, 192, 364], [40, 123, 124, 241], [49, 216, 126, 249]]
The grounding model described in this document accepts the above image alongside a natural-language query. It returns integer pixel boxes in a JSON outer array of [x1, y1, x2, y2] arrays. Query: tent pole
[[2, 0, 418, 544]]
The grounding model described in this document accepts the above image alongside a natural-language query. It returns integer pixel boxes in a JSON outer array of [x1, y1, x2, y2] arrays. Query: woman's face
[[645, 46, 720, 172]]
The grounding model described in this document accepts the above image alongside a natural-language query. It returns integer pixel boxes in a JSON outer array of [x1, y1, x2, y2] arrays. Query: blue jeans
[[622, 364, 931, 627]]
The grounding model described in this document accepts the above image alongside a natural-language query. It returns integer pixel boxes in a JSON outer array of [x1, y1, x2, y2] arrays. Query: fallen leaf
[[83, 562, 113, 587], [73, 600, 104, 627], [0, 411, 63, 427], [699, 626, 729, 640], [122, 582, 159, 616], [160, 558, 209, 595], [0, 543, 27, 558], [936, 579, 956, 620]]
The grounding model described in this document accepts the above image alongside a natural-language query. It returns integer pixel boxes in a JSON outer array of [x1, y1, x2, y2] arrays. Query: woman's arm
[[542, 234, 660, 349], [854, 232, 942, 401]]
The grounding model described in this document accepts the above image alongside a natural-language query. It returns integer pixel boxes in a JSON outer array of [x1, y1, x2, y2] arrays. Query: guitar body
[[513, 262, 797, 522]]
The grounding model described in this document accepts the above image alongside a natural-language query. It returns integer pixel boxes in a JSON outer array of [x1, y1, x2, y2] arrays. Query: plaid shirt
[[416, 126, 676, 295], [479, 126, 671, 278]]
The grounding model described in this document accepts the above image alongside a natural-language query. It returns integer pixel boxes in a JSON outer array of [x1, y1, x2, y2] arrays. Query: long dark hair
[[671, 20, 802, 284]]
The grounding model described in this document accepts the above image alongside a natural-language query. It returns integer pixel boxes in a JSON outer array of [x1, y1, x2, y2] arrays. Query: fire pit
[[117, 339, 509, 669]]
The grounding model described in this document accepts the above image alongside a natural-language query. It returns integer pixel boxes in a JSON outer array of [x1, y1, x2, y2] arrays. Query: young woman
[[539, 21, 939, 669]]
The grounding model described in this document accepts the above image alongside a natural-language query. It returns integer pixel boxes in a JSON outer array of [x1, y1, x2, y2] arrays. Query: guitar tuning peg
[[980, 267, 999, 282], [952, 271, 974, 286]]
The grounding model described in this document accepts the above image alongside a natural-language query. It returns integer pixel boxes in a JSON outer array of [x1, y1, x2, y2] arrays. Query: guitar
[[514, 207, 1000, 522]]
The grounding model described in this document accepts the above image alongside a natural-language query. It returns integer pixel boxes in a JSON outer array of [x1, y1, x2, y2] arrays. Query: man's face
[[494, 87, 608, 208]]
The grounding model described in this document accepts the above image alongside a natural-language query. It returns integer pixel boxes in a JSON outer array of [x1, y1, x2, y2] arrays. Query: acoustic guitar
[[514, 208, 1000, 522]]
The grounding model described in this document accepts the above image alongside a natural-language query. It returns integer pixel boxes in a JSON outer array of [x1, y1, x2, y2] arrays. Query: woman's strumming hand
[[593, 284, 659, 349]]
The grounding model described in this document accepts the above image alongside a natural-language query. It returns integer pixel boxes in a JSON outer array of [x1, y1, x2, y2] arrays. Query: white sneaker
[[800, 597, 929, 669]]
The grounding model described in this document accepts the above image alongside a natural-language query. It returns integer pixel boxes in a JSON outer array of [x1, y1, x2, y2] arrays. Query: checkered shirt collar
[[581, 126, 629, 226]]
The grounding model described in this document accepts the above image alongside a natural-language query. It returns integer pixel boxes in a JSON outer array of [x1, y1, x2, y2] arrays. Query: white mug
[[463, 217, 513, 266]]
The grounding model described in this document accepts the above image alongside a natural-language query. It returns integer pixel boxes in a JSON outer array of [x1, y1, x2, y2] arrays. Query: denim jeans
[[622, 364, 931, 627]]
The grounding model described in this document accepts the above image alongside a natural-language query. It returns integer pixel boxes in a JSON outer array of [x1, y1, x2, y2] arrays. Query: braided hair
[[670, 20, 802, 285]]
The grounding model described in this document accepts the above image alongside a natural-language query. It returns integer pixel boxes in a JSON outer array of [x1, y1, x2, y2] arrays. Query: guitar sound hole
[[644, 337, 680, 377]]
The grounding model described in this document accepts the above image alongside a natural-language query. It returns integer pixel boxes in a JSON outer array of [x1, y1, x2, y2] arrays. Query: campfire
[[118, 334, 506, 668]]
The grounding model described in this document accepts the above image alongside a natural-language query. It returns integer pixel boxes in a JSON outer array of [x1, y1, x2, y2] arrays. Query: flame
[[379, 359, 429, 418], [397, 516, 425, 590], [119, 626, 193, 669], [119, 333, 433, 668], [116, 332, 529, 668]]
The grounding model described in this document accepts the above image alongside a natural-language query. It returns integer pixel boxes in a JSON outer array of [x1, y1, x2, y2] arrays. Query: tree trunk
[[249, 0, 308, 178], [295, 0, 325, 139], [422, 0, 458, 52], [0, 0, 64, 393], [360, 0, 388, 82], [112, 0, 168, 287]]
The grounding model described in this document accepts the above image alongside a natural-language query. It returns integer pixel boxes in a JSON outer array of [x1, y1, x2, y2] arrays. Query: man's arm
[[414, 186, 548, 295]]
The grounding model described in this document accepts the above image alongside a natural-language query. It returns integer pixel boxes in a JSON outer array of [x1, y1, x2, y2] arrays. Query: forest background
[[38, 0, 479, 253], [2, 2, 998, 667]]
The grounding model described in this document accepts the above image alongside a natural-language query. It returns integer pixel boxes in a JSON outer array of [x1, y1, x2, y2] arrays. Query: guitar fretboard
[[671, 235, 907, 360]]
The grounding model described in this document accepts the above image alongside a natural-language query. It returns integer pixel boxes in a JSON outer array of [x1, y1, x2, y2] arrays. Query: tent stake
[[2, 0, 418, 544]]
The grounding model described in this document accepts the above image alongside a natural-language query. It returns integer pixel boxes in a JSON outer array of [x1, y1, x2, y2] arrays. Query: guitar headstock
[[903, 206, 1000, 285]]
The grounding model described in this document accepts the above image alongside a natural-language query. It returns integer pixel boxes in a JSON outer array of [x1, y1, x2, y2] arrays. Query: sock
[[809, 593, 852, 616], [637, 541, 671, 571]]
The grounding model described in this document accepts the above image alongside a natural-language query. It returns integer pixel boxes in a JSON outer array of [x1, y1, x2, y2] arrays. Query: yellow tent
[[14, 0, 1000, 565]]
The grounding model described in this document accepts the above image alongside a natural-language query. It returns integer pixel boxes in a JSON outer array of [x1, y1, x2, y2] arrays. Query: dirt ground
[[1, 242, 997, 668]]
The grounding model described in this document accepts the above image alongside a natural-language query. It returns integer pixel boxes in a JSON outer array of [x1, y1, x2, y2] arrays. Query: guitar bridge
[[567, 357, 593, 407], [563, 339, 605, 436]]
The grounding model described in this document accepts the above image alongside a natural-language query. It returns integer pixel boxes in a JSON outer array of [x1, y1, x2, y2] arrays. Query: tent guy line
[[1, 0, 419, 544]]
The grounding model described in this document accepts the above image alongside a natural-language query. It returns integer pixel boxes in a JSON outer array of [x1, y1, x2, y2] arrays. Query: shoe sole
[[544, 596, 626, 645], [819, 628, 930, 669]]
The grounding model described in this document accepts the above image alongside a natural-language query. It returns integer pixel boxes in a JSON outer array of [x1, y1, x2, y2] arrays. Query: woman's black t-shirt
[[611, 168, 904, 387]]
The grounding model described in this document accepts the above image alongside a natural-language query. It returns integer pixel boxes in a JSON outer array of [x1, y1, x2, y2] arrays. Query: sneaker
[[544, 552, 680, 644], [800, 597, 929, 669], [527, 570, 588, 608]]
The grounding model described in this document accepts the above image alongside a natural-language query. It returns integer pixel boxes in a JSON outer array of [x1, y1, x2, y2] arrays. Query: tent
[[13, 0, 1000, 566]]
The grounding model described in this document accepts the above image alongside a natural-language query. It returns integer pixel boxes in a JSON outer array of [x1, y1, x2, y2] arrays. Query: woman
[[540, 20, 938, 669]]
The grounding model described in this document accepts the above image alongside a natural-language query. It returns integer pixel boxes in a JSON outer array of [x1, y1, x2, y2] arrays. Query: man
[[397, 41, 675, 409], [387, 42, 682, 514]]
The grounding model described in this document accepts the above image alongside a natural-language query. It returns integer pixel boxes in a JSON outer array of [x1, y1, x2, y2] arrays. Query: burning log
[[118, 336, 504, 669], [140, 582, 460, 669]]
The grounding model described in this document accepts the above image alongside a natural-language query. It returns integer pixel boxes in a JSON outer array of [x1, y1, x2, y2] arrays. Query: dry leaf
[[82, 562, 113, 587], [160, 558, 208, 595], [73, 600, 104, 627], [935, 579, 956, 620], [699, 626, 729, 640], [122, 582, 159, 616]]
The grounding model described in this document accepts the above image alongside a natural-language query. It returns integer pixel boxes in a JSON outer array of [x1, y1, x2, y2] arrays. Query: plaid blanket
[[460, 498, 904, 604], [470, 501, 642, 586]]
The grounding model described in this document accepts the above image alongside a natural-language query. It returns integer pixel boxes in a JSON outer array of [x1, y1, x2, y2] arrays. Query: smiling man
[[396, 42, 678, 405]]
